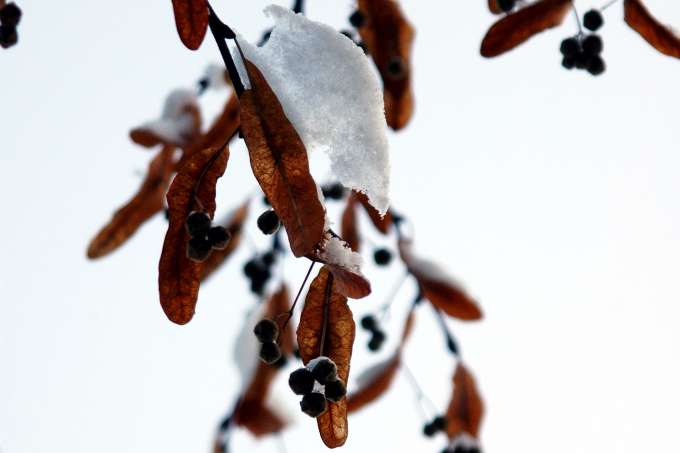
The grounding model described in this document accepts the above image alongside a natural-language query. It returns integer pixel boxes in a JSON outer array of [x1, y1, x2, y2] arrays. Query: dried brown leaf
[[399, 239, 482, 321], [87, 145, 175, 259], [624, 0, 680, 59], [158, 146, 229, 325], [233, 400, 287, 437], [239, 56, 325, 258], [297, 266, 356, 448], [489, 0, 503, 15], [199, 200, 248, 282], [445, 362, 484, 439], [354, 190, 392, 235], [357, 0, 415, 130], [341, 195, 360, 253], [129, 128, 163, 148], [171, 0, 209, 50], [347, 353, 400, 413], [480, 0, 572, 58]]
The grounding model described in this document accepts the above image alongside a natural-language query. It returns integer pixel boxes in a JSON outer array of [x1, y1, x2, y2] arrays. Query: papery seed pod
[[207, 225, 231, 250], [186, 237, 212, 262], [360, 314, 377, 331], [311, 357, 338, 383], [582, 34, 603, 56], [289, 368, 315, 395], [583, 9, 603, 31], [349, 10, 366, 28], [259, 342, 282, 364], [254, 318, 279, 343], [368, 330, 386, 351], [184, 211, 212, 238], [324, 379, 347, 403], [373, 248, 392, 265], [300, 392, 327, 418], [0, 3, 22, 27], [257, 209, 281, 235]]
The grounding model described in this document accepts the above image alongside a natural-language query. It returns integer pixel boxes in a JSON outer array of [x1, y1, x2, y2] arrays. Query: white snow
[[231, 5, 391, 215], [233, 302, 268, 388], [204, 63, 229, 90], [319, 236, 364, 275], [138, 89, 200, 146]]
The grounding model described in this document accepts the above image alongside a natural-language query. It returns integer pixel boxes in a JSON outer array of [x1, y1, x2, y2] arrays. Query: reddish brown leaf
[[233, 400, 287, 437], [489, 0, 503, 15], [129, 128, 163, 149], [347, 353, 400, 413], [171, 0, 209, 50], [480, 0, 572, 58], [354, 190, 392, 235], [624, 0, 680, 59], [297, 266, 356, 448], [158, 146, 229, 325], [399, 239, 482, 321], [445, 362, 484, 439], [130, 95, 202, 149], [239, 56, 326, 258], [199, 200, 248, 282], [357, 0, 415, 130], [87, 145, 175, 259], [341, 195, 360, 253]]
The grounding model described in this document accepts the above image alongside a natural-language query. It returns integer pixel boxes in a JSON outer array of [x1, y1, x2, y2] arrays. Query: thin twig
[[568, 0, 583, 35], [207, 2, 245, 98], [401, 362, 439, 418], [319, 272, 334, 356], [192, 128, 239, 211], [432, 305, 460, 356], [279, 261, 316, 337], [377, 270, 410, 324], [599, 0, 619, 12]]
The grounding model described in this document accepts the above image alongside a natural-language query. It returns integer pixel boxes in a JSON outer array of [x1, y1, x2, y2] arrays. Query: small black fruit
[[559, 37, 580, 58], [497, 0, 515, 12], [324, 379, 347, 403], [254, 319, 279, 343], [259, 342, 282, 364], [368, 330, 386, 351], [0, 3, 21, 27], [257, 209, 281, 235], [349, 10, 366, 28], [583, 9, 603, 32], [587, 55, 605, 76], [185, 211, 212, 238], [311, 357, 338, 383], [300, 392, 327, 418], [360, 314, 377, 331], [186, 237, 212, 262], [582, 34, 603, 56], [322, 182, 345, 200], [207, 226, 231, 250], [373, 248, 392, 265], [289, 368, 315, 395]]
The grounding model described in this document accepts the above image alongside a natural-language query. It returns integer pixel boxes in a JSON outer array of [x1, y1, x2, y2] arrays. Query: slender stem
[[192, 128, 239, 211], [401, 363, 439, 418], [207, 2, 245, 99], [599, 0, 619, 12], [319, 272, 334, 356], [377, 270, 409, 323], [569, 0, 583, 35], [279, 261, 316, 337], [432, 306, 460, 356], [292, 0, 304, 14]]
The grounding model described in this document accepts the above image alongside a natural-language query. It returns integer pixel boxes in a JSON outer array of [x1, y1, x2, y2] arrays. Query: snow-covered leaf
[[130, 89, 202, 148]]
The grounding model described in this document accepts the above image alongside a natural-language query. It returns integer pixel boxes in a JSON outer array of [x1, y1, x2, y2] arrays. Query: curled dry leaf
[[354, 190, 393, 235], [130, 90, 202, 149], [297, 266, 356, 448], [624, 0, 680, 59], [488, 0, 503, 15], [445, 362, 484, 439], [341, 194, 360, 253], [87, 145, 175, 259], [239, 55, 325, 258], [399, 239, 482, 321], [171, 0, 209, 50], [480, 0, 572, 58], [158, 146, 229, 325], [199, 199, 248, 282], [357, 0, 415, 130], [233, 284, 293, 437]]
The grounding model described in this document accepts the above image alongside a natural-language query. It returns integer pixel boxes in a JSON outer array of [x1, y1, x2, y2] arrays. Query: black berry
[[373, 248, 392, 265], [259, 342, 282, 364], [262, 195, 270, 206], [186, 237, 212, 262], [386, 56, 407, 79], [562, 56, 575, 70], [289, 368, 315, 395], [423, 422, 438, 437], [300, 392, 327, 418], [497, 0, 515, 12], [185, 211, 212, 238], [207, 226, 231, 250], [273, 354, 288, 369], [431, 415, 448, 431], [254, 319, 279, 343], [257, 209, 281, 235], [0, 3, 21, 27], [322, 183, 345, 200], [324, 379, 347, 403], [311, 357, 338, 383], [349, 10, 366, 28], [360, 314, 377, 331], [588, 55, 606, 76], [574, 52, 592, 70], [340, 30, 354, 40], [559, 37, 580, 58], [0, 24, 17, 48], [582, 34, 603, 56], [583, 9, 603, 32], [261, 251, 275, 266], [368, 330, 386, 351]]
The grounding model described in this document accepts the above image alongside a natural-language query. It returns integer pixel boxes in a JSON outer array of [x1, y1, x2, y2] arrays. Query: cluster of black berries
[[373, 247, 392, 266], [243, 251, 275, 295], [0, 2, 21, 49], [423, 415, 448, 437], [254, 319, 282, 364], [289, 357, 347, 418], [257, 209, 281, 235], [184, 211, 231, 262], [361, 315, 386, 351], [560, 10, 605, 76], [321, 182, 345, 201]]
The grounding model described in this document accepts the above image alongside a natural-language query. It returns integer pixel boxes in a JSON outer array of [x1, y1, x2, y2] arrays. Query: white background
[[2, 0, 680, 452]]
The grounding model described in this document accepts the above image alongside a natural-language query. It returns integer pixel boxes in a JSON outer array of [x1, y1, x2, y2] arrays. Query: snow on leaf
[[480, 0, 572, 58], [624, 0, 680, 59], [445, 362, 484, 439], [87, 145, 175, 259], [306, 234, 371, 299], [234, 5, 390, 215], [130, 89, 202, 148], [399, 239, 482, 321], [341, 195, 360, 253], [199, 199, 248, 282], [238, 56, 326, 258], [355, 190, 393, 234], [158, 146, 229, 325], [297, 266, 355, 448], [357, 0, 415, 131], [171, 0, 209, 50]]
